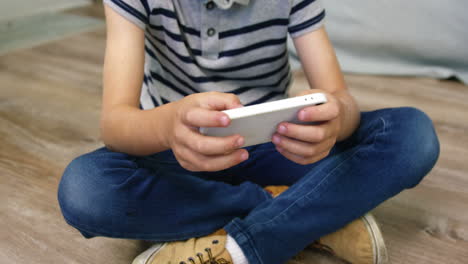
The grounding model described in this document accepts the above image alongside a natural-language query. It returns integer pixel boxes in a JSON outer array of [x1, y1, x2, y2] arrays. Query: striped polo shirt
[[103, 0, 325, 109]]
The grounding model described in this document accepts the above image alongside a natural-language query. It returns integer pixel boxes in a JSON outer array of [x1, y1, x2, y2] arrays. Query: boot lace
[[180, 240, 231, 264]]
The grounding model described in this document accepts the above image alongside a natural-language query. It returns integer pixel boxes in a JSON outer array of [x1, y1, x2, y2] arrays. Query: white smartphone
[[199, 93, 327, 147]]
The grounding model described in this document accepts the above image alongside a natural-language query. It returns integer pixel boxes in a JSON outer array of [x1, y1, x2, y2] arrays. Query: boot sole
[[132, 243, 166, 264], [362, 213, 389, 264]]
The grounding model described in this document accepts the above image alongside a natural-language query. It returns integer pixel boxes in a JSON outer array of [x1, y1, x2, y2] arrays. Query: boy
[[58, 0, 440, 263]]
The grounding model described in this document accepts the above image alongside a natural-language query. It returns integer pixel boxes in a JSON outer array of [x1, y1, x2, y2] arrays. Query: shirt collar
[[212, 0, 250, 9]]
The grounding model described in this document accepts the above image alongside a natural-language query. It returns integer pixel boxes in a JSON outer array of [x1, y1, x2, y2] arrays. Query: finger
[[182, 107, 231, 127], [276, 146, 330, 165], [199, 92, 243, 111], [275, 146, 309, 165], [171, 148, 195, 171], [184, 131, 245, 156], [276, 122, 331, 143], [184, 147, 249, 172], [298, 99, 340, 122], [272, 133, 335, 158], [272, 133, 317, 157]]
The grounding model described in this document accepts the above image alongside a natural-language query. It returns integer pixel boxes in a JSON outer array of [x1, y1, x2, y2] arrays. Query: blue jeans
[[58, 107, 439, 264]]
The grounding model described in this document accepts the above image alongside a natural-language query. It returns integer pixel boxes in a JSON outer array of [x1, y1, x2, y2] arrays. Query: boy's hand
[[166, 92, 249, 172], [272, 89, 342, 165]]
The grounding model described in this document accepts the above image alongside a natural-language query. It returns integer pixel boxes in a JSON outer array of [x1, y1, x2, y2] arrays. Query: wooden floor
[[1, 5, 468, 264]]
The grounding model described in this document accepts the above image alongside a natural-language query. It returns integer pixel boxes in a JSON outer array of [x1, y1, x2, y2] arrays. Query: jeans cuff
[[224, 219, 262, 264]]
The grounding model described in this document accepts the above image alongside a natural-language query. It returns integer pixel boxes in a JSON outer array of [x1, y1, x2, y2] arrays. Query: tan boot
[[264, 186, 387, 263], [132, 230, 232, 264], [264, 185, 289, 198], [310, 214, 388, 264]]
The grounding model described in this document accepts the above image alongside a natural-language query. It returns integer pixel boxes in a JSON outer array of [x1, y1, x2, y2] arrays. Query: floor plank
[[0, 0, 91, 22]]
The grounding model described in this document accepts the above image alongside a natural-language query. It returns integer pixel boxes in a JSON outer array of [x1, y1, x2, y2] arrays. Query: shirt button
[[207, 28, 216, 37], [206, 1, 215, 10]]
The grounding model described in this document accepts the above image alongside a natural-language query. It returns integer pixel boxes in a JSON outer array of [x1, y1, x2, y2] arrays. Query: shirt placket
[[201, 0, 221, 59]]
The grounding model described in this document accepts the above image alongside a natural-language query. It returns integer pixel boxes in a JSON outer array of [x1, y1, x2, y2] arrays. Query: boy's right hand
[[165, 92, 249, 172]]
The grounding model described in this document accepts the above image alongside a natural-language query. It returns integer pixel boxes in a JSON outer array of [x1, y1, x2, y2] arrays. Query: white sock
[[225, 235, 249, 264]]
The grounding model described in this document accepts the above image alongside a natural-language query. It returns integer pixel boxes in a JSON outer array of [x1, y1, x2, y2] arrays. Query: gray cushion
[[289, 0, 468, 84]]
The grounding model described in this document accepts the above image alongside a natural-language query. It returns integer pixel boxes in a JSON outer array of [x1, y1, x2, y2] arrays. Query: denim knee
[[57, 149, 138, 236], [58, 154, 101, 234], [385, 107, 440, 188]]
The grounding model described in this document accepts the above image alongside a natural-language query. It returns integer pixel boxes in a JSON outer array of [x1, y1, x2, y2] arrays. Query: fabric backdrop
[[289, 0, 468, 84]]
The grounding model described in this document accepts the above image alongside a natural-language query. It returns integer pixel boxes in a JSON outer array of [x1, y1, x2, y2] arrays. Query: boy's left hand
[[272, 89, 342, 165]]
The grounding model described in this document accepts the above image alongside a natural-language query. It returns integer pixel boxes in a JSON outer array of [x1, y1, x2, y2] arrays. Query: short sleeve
[[288, 0, 326, 38], [103, 0, 149, 30]]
